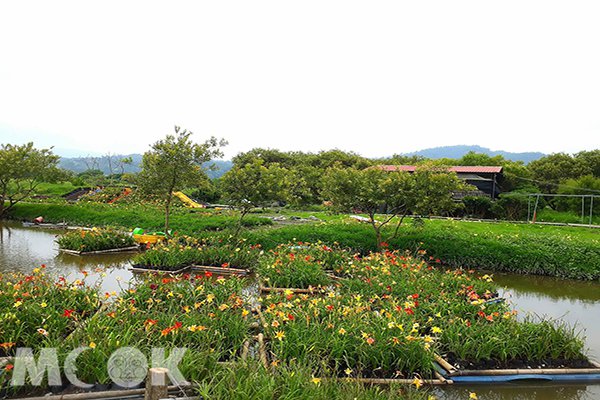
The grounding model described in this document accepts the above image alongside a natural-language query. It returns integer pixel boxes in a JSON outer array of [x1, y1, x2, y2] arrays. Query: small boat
[[132, 228, 167, 244]]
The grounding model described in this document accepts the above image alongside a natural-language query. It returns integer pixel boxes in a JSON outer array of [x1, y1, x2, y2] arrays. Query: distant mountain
[[403, 145, 545, 164], [58, 154, 233, 179]]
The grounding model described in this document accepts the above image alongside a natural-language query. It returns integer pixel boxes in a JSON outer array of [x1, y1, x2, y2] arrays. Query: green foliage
[[138, 126, 226, 234], [0, 142, 64, 218], [261, 251, 586, 378], [56, 228, 135, 252], [462, 196, 493, 218], [241, 220, 600, 280], [8, 202, 272, 234], [553, 175, 600, 214], [257, 242, 348, 288], [491, 192, 531, 220], [221, 159, 292, 233], [132, 237, 262, 271], [529, 153, 589, 192], [0, 269, 101, 354], [322, 165, 467, 247]]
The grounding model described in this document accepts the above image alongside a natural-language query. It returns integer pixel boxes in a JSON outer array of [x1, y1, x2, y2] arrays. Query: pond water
[[1, 220, 600, 399], [0, 221, 134, 294]]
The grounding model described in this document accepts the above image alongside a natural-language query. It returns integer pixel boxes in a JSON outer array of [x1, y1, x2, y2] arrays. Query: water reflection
[[494, 273, 600, 361], [0, 221, 134, 293], [434, 383, 600, 400]]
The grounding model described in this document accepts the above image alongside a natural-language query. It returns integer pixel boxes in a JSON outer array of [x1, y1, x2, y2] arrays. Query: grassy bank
[[242, 220, 600, 280], [8, 202, 272, 233], [8, 202, 600, 280]]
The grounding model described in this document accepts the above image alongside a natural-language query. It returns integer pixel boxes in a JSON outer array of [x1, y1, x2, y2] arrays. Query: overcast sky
[[1, 1, 599, 159]]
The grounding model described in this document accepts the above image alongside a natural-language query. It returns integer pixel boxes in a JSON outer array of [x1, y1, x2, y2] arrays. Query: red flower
[[63, 309, 75, 318], [221, 263, 230, 268], [204, 271, 213, 278], [150, 284, 158, 290], [411, 293, 419, 299], [287, 313, 295, 321], [5, 364, 13, 371], [404, 308, 414, 315], [326, 305, 334, 311]]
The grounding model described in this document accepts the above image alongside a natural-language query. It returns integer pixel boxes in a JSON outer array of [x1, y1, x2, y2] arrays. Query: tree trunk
[[234, 208, 249, 238], [164, 195, 172, 237], [368, 212, 383, 251]]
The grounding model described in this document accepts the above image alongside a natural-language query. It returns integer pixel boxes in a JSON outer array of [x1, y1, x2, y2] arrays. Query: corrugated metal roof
[[374, 165, 503, 174]]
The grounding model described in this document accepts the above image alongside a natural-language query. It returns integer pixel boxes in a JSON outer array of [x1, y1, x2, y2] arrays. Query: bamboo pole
[[59, 246, 140, 256], [255, 307, 267, 328], [327, 377, 450, 385], [257, 333, 269, 369], [241, 340, 250, 361], [190, 265, 249, 276], [434, 354, 456, 374], [10, 385, 190, 400], [448, 367, 600, 376], [129, 266, 190, 275], [259, 286, 323, 294]]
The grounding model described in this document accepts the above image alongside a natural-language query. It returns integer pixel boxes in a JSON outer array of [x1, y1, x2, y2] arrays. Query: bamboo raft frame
[[435, 354, 600, 380], [59, 246, 140, 256], [190, 265, 250, 276], [9, 384, 195, 400], [129, 264, 250, 276], [128, 265, 190, 275]]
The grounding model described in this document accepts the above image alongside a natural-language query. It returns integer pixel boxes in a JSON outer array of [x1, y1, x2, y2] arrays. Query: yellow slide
[[173, 191, 205, 208]]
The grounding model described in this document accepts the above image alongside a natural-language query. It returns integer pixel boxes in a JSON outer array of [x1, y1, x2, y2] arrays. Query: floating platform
[[59, 246, 140, 256]]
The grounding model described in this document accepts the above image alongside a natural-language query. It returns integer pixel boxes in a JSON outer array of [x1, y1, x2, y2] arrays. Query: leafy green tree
[[528, 153, 586, 192], [0, 143, 63, 218], [138, 126, 226, 234], [574, 150, 600, 178], [322, 165, 466, 249], [221, 159, 292, 235], [554, 175, 600, 214]]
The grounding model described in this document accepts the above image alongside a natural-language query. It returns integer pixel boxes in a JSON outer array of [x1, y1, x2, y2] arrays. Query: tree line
[[2, 129, 599, 230]]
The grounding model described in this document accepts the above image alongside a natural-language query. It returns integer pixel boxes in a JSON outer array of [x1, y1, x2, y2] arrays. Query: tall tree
[[322, 165, 466, 249], [221, 159, 292, 235], [0, 143, 63, 218], [138, 126, 226, 234]]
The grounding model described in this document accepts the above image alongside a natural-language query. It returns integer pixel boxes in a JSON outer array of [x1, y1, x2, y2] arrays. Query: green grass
[[242, 219, 600, 280], [8, 202, 272, 233], [30, 182, 79, 197], [8, 202, 600, 280], [537, 208, 600, 225]]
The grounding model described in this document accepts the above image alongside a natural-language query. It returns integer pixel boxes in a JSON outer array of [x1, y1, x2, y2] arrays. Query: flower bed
[[0, 268, 101, 357], [56, 228, 137, 254], [61, 273, 253, 385], [131, 237, 261, 272], [257, 242, 352, 289], [259, 250, 590, 381]]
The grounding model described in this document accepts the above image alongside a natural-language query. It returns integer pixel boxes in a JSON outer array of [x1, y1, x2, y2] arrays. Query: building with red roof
[[373, 165, 504, 198]]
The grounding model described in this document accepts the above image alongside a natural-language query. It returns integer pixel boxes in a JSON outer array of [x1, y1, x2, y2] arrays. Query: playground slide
[[108, 187, 133, 204], [173, 191, 204, 208]]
